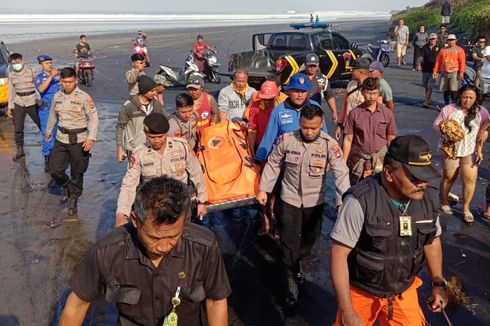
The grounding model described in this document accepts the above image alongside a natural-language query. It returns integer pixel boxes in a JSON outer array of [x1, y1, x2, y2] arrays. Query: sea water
[[0, 11, 390, 44]]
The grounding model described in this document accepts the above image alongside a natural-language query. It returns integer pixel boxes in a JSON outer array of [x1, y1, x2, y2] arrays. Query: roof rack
[[290, 22, 331, 30]]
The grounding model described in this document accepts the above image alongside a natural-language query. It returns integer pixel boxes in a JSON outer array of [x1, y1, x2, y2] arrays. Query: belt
[[16, 91, 36, 97], [58, 126, 87, 135]]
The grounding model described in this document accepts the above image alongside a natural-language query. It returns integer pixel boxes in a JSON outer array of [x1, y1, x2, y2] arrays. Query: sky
[[3, 0, 429, 13]]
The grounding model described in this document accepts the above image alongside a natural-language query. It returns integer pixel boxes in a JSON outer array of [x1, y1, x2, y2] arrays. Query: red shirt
[[196, 92, 211, 132], [344, 103, 397, 154], [193, 41, 209, 59]]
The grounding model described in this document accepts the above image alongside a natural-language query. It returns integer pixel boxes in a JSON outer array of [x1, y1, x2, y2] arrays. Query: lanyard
[[390, 198, 411, 215]]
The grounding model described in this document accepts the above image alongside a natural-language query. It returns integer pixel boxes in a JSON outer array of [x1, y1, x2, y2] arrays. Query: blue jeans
[[38, 106, 56, 156]]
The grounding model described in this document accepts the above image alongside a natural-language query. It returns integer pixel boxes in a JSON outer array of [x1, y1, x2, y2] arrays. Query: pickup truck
[[226, 24, 365, 88], [0, 41, 9, 108]]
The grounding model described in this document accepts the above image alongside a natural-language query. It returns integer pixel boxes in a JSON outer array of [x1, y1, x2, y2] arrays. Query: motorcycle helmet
[[135, 36, 145, 46], [153, 74, 173, 88]]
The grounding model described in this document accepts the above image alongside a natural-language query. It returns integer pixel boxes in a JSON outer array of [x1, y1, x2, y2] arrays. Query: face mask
[[12, 63, 23, 72]]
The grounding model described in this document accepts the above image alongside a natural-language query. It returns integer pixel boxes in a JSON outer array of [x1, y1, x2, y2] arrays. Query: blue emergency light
[[290, 22, 331, 30]]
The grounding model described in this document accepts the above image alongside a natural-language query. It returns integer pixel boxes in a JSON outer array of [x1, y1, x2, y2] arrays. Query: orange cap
[[258, 81, 279, 99]]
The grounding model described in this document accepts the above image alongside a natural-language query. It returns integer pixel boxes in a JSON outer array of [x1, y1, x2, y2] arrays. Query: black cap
[[386, 135, 440, 182], [351, 57, 371, 70], [143, 112, 169, 134], [138, 75, 158, 95]]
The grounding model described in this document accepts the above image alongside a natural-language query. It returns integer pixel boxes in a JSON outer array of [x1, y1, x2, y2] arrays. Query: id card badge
[[399, 215, 412, 237]]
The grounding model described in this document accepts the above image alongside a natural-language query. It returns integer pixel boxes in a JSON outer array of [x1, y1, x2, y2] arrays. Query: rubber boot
[[67, 196, 79, 216], [60, 186, 69, 204], [44, 155, 50, 173], [13, 144, 25, 161]]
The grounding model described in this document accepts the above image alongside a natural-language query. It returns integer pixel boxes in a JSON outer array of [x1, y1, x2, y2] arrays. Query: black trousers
[[49, 140, 90, 197], [13, 104, 41, 146], [412, 46, 423, 69], [277, 199, 324, 274]]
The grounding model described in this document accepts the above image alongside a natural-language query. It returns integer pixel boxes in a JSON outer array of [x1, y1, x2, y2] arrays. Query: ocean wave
[[0, 11, 390, 23]]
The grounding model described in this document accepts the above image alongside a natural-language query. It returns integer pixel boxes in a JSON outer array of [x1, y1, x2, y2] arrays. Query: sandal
[[483, 213, 490, 220], [463, 211, 474, 223], [440, 204, 453, 215]]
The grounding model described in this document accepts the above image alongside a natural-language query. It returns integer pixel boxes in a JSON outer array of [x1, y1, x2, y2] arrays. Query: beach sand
[[0, 20, 489, 325]]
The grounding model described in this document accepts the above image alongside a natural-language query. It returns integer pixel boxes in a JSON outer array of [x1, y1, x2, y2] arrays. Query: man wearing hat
[[126, 53, 146, 96], [186, 75, 219, 132], [369, 61, 394, 110], [116, 75, 168, 162], [336, 57, 380, 140], [255, 73, 327, 162], [421, 33, 440, 108], [330, 135, 448, 325], [300, 53, 338, 121], [244, 80, 287, 156], [433, 34, 466, 105], [35, 55, 61, 171], [115, 112, 207, 227]]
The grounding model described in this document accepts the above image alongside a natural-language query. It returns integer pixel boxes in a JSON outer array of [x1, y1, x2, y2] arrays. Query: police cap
[[143, 112, 170, 134]]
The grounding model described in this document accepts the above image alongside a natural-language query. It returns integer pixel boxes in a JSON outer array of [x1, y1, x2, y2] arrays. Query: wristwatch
[[432, 279, 448, 288]]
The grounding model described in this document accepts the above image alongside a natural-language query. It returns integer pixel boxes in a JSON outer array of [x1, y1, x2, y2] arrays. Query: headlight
[[0, 78, 7, 86], [208, 56, 217, 65]]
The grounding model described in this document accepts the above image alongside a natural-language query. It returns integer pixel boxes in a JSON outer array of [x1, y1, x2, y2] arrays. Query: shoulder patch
[[181, 223, 215, 247]]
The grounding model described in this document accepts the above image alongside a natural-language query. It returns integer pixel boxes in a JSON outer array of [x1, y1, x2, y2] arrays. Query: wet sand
[[0, 20, 489, 325]]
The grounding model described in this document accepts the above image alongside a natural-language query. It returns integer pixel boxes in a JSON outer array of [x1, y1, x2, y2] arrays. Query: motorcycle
[[133, 35, 150, 67], [367, 40, 390, 67], [203, 49, 221, 83], [155, 52, 203, 87], [78, 54, 95, 87]]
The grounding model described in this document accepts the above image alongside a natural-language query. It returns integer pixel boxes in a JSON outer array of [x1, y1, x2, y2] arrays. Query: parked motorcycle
[[203, 49, 221, 83], [155, 52, 203, 87], [78, 54, 95, 87], [367, 40, 390, 67]]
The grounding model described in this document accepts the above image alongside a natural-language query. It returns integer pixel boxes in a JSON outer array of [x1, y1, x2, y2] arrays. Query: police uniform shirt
[[259, 130, 350, 208], [302, 70, 334, 104], [167, 112, 199, 151], [7, 67, 37, 109], [46, 87, 99, 144], [69, 222, 231, 326], [116, 137, 207, 217]]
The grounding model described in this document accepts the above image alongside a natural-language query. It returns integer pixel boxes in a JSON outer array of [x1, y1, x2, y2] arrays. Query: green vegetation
[[391, 0, 490, 36], [391, 8, 440, 31], [451, 0, 490, 35]]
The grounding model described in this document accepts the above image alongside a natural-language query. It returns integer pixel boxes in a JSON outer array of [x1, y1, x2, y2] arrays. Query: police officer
[[7, 52, 41, 161], [301, 53, 338, 121], [168, 93, 199, 152], [35, 55, 61, 172], [115, 112, 207, 227], [257, 104, 350, 307], [45, 67, 99, 215], [330, 135, 447, 325], [60, 176, 231, 326], [255, 73, 328, 162]]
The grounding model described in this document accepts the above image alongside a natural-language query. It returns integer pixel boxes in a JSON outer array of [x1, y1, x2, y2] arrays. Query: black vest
[[345, 174, 439, 298]]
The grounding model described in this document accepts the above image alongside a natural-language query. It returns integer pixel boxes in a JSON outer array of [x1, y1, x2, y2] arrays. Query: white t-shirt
[[481, 46, 490, 79]]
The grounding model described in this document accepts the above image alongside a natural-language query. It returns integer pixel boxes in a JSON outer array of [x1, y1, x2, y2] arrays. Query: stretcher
[[197, 121, 260, 212]]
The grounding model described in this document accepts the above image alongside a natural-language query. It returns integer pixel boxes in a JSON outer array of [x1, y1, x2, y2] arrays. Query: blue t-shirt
[[255, 99, 328, 162], [34, 71, 61, 107]]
